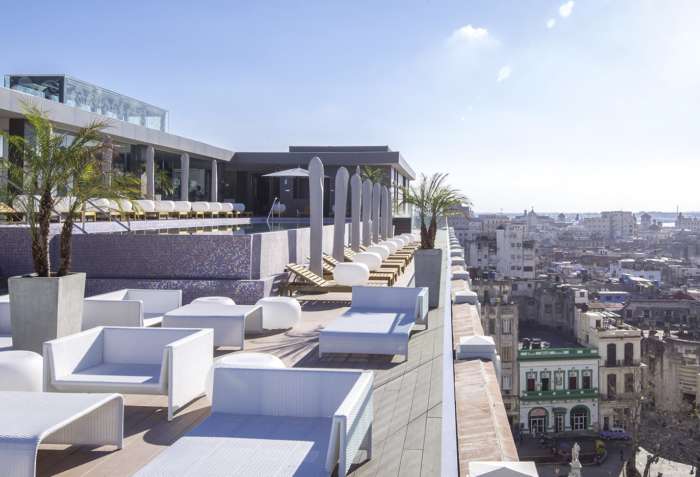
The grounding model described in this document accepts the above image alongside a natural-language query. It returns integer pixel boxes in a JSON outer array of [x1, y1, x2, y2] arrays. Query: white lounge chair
[[208, 202, 223, 217], [133, 366, 373, 476], [155, 200, 175, 219], [191, 201, 210, 218], [0, 294, 12, 350], [134, 199, 158, 219], [173, 200, 192, 218], [219, 202, 234, 217], [0, 391, 123, 477], [83, 288, 182, 329], [319, 286, 427, 361], [43, 326, 213, 420]]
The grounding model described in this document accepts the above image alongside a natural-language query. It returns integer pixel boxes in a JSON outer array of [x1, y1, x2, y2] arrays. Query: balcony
[[518, 347, 599, 361], [602, 359, 640, 368], [520, 388, 599, 401]]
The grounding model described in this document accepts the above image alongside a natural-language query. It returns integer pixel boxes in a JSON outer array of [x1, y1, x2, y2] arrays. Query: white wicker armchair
[[43, 326, 213, 420]]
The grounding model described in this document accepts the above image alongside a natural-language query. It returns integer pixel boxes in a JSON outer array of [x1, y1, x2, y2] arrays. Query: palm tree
[[360, 166, 388, 186], [0, 104, 139, 276], [401, 173, 468, 249]]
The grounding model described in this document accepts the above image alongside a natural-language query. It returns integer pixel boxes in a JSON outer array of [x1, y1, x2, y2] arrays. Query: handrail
[[266, 196, 278, 227], [441, 226, 459, 476]]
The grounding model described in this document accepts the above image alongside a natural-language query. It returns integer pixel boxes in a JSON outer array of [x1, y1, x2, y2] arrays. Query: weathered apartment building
[[581, 211, 637, 240], [643, 332, 700, 411]]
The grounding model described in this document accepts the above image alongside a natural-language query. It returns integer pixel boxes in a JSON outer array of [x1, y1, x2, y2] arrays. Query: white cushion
[[191, 202, 210, 212], [192, 296, 236, 305], [216, 352, 286, 369], [117, 199, 134, 212], [367, 245, 390, 260], [209, 202, 223, 212], [220, 203, 234, 212], [352, 251, 383, 271], [333, 263, 370, 286], [173, 201, 191, 212], [156, 200, 175, 212], [135, 200, 157, 212], [85, 198, 111, 212], [231, 203, 246, 213]]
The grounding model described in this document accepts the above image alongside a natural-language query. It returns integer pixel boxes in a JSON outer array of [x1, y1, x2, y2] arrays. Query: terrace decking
[[35, 255, 446, 476]]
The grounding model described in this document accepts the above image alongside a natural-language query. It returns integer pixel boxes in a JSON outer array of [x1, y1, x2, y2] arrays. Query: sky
[[2, 0, 699, 213]]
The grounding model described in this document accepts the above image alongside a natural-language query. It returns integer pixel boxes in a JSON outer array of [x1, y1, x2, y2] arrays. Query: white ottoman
[[216, 352, 285, 369], [352, 251, 383, 271], [367, 245, 390, 260], [0, 350, 43, 391], [192, 296, 236, 305], [333, 262, 370, 286], [256, 296, 302, 330]]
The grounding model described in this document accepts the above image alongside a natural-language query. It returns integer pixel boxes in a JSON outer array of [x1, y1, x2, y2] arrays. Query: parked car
[[600, 427, 630, 440]]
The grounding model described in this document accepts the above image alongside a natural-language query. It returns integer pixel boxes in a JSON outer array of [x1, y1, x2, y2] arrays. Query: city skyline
[[2, 0, 699, 212]]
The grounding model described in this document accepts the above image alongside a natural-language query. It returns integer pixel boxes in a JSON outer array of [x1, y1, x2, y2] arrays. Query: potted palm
[[1, 105, 139, 353], [402, 173, 467, 308]]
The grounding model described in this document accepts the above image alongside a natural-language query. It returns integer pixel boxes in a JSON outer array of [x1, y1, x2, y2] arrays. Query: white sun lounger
[[0, 391, 123, 477], [133, 366, 373, 477], [43, 326, 213, 420], [319, 286, 427, 360]]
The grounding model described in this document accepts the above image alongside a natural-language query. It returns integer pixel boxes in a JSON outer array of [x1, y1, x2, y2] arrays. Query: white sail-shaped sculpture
[[351, 167, 362, 252], [308, 157, 324, 276], [362, 179, 372, 247], [372, 183, 381, 243], [332, 167, 349, 262]]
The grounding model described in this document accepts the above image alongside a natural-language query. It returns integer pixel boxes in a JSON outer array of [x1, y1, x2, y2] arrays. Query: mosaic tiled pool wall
[[1, 223, 346, 303]]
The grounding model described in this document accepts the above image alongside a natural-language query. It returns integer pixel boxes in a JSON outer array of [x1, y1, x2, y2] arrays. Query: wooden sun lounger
[[285, 263, 385, 295], [322, 254, 397, 285]]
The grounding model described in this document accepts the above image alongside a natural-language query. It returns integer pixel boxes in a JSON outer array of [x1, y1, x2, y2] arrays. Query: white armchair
[[83, 288, 182, 329], [43, 326, 213, 420], [133, 366, 373, 476], [0, 295, 11, 350]]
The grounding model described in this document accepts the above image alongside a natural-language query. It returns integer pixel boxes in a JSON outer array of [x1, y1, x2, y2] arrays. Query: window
[[502, 319, 512, 335], [501, 347, 512, 362], [526, 372, 537, 392], [292, 177, 309, 199], [540, 371, 551, 391], [624, 373, 635, 393], [606, 343, 617, 366], [544, 304, 552, 314], [607, 373, 617, 399], [488, 320, 495, 335], [502, 374, 512, 391], [568, 370, 578, 390], [570, 406, 589, 431], [624, 343, 634, 366], [582, 370, 592, 390], [512, 283, 519, 291]]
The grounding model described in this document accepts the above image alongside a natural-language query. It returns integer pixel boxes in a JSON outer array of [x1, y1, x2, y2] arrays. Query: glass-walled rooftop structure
[[4, 74, 168, 132]]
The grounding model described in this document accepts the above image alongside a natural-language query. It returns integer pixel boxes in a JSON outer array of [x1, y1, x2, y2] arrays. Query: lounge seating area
[[0, 228, 445, 476]]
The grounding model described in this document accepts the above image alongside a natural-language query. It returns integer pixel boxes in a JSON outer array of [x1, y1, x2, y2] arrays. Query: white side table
[[216, 352, 285, 369]]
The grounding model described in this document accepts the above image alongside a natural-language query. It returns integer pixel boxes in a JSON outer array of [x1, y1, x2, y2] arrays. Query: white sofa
[[43, 326, 213, 420], [134, 366, 373, 476], [83, 288, 182, 329], [319, 286, 427, 360], [0, 295, 12, 351]]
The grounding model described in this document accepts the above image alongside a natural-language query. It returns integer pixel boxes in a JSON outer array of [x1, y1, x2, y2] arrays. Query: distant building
[[582, 211, 637, 240], [496, 223, 537, 279], [518, 347, 600, 434]]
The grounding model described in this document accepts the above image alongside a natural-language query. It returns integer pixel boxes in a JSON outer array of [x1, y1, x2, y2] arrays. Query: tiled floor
[[35, 255, 446, 477]]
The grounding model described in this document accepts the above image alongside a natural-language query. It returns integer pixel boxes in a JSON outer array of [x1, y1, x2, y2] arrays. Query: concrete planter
[[414, 248, 443, 309], [8, 272, 86, 354]]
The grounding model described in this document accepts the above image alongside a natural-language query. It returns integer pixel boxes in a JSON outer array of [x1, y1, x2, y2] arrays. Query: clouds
[[448, 24, 490, 44], [547, 18, 556, 29], [497, 65, 512, 82], [559, 1, 575, 18]]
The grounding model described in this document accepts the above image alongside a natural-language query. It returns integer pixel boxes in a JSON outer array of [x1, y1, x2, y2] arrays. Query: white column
[[309, 157, 324, 277], [210, 159, 218, 202], [180, 153, 190, 201], [145, 145, 155, 199]]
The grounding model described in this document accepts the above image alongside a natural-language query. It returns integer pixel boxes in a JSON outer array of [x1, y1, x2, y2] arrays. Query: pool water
[[112, 221, 310, 235]]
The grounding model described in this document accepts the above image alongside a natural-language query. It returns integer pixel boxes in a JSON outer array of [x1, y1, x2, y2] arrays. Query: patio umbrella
[[261, 167, 311, 178]]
